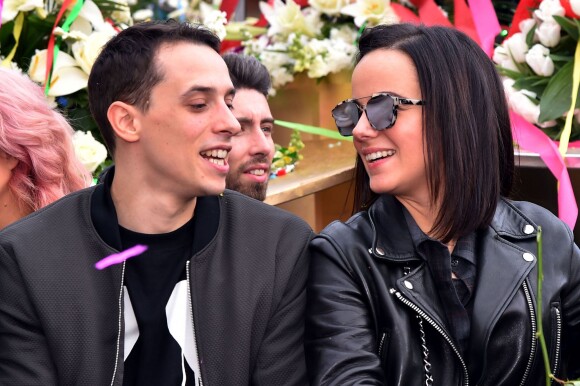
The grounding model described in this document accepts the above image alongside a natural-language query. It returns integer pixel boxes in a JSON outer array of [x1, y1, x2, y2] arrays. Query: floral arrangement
[[240, 0, 401, 91], [0, 0, 132, 174], [271, 129, 305, 177], [493, 0, 580, 141]]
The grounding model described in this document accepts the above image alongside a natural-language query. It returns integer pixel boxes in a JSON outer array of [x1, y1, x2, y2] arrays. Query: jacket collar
[[370, 195, 539, 380], [367, 195, 538, 261]]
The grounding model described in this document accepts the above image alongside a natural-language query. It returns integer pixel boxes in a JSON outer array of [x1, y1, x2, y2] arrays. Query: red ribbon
[[45, 0, 75, 87], [507, 0, 541, 37]]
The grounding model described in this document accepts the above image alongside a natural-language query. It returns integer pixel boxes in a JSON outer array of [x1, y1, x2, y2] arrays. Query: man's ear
[[107, 101, 141, 143]]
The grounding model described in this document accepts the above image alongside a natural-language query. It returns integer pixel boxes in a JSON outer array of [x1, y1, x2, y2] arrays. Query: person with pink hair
[[0, 68, 91, 229]]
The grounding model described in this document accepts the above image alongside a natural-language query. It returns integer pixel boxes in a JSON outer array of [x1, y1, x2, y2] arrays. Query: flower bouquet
[[494, 0, 580, 141], [493, 0, 580, 230], [0, 0, 132, 174]]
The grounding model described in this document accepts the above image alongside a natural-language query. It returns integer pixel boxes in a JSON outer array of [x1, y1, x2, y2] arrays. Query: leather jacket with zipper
[[305, 194, 580, 385], [0, 179, 312, 385]]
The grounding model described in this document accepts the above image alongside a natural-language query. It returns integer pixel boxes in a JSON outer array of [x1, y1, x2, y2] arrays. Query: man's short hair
[[88, 20, 221, 156], [222, 54, 271, 97]]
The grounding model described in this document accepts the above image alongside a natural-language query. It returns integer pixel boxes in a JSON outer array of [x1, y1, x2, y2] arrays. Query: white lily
[[1, 0, 43, 24], [309, 0, 349, 15], [72, 31, 115, 75], [340, 0, 399, 28], [199, 2, 228, 40], [259, 0, 315, 38], [27, 49, 88, 96]]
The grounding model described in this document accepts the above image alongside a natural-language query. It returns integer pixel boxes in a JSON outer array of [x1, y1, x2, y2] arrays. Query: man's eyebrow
[[180, 86, 236, 100], [235, 117, 275, 125]]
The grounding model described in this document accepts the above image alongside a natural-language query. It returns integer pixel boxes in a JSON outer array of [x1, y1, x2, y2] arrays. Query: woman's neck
[[396, 195, 456, 253]]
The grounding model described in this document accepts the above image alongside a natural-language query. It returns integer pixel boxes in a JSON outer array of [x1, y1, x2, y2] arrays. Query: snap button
[[375, 247, 385, 256], [523, 224, 534, 235], [523, 252, 534, 262], [404, 280, 413, 290]]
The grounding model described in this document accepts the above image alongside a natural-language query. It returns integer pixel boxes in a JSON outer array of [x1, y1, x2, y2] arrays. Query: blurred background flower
[[494, 0, 580, 141], [1, 0, 131, 174]]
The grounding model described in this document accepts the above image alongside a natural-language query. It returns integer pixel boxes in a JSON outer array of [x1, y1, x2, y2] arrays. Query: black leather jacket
[[306, 194, 580, 385]]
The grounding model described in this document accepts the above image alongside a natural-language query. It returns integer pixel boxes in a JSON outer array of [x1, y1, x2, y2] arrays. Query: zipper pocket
[[549, 303, 562, 384], [378, 330, 390, 360]]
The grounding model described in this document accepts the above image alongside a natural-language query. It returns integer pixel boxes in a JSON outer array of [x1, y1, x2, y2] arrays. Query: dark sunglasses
[[331, 92, 425, 137]]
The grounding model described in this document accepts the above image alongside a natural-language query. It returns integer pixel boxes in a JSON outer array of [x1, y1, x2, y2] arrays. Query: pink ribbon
[[467, 0, 500, 57], [0, 0, 4, 29], [95, 244, 148, 270], [511, 112, 578, 230]]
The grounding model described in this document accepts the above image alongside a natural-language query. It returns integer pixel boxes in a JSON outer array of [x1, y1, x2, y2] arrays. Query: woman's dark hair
[[88, 20, 220, 156], [353, 23, 514, 242], [222, 54, 271, 97]]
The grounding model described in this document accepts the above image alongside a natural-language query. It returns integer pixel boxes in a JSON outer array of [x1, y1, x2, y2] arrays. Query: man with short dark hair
[[0, 20, 312, 385], [223, 54, 275, 201]]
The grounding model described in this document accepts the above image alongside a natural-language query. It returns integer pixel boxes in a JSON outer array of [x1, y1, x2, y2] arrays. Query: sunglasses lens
[[366, 94, 395, 129], [332, 102, 360, 136]]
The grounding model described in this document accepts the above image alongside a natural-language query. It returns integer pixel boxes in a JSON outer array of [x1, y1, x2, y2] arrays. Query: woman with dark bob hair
[[306, 24, 580, 385]]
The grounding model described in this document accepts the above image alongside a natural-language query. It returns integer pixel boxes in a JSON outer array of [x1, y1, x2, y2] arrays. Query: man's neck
[[110, 169, 197, 234]]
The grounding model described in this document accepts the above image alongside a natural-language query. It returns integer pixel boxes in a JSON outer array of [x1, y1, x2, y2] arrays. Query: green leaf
[[539, 61, 580, 122], [497, 66, 525, 80], [513, 76, 550, 96], [554, 15, 579, 41], [550, 54, 574, 62], [525, 25, 537, 48], [274, 120, 352, 141]]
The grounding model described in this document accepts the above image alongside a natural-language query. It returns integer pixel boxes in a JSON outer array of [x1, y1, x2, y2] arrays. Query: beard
[[226, 156, 270, 201]]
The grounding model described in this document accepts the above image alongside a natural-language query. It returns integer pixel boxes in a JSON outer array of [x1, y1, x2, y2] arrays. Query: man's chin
[[228, 181, 268, 201]]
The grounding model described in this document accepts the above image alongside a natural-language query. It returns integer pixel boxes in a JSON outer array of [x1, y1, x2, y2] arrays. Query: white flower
[[109, 0, 132, 25], [519, 19, 537, 37], [571, 0, 580, 16], [309, 0, 349, 15], [340, 0, 399, 28], [72, 131, 108, 173], [1, 0, 43, 24], [534, 0, 565, 21], [535, 19, 561, 47], [199, 2, 228, 40], [509, 91, 541, 124], [504, 32, 529, 63], [133, 8, 154, 21], [260, 0, 315, 38], [72, 31, 114, 75], [493, 45, 519, 72], [27, 50, 89, 96], [525, 44, 554, 76]]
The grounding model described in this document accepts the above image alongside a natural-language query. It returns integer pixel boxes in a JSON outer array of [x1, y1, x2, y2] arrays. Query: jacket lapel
[[468, 199, 537, 377]]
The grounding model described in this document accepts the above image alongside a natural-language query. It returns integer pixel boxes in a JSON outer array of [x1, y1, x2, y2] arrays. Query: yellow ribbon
[[1, 12, 24, 68], [560, 40, 580, 159]]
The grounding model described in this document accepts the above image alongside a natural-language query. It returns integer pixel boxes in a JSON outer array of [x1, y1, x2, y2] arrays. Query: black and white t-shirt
[[121, 217, 200, 386]]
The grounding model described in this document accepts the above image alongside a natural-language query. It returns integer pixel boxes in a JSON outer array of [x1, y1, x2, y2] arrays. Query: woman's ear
[[0, 151, 18, 171], [107, 101, 141, 143]]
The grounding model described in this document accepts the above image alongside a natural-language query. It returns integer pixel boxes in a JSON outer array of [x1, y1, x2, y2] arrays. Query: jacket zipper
[[550, 307, 562, 384], [186, 261, 204, 386], [519, 280, 537, 386], [378, 332, 387, 357], [390, 288, 469, 386], [111, 261, 127, 386]]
